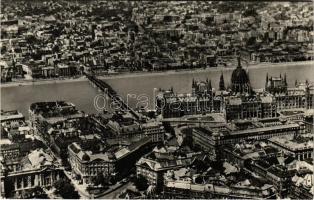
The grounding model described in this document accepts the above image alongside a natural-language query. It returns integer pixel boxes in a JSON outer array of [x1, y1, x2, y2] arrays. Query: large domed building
[[231, 56, 251, 94]]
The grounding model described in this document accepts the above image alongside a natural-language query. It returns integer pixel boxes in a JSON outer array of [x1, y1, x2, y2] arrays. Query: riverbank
[[2, 62, 313, 117], [100, 60, 314, 80], [0, 76, 88, 88], [1, 61, 313, 88]]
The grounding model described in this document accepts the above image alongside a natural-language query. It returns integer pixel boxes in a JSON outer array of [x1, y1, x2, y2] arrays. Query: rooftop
[[165, 179, 274, 198], [0, 110, 24, 122], [69, 142, 115, 162], [30, 101, 82, 119], [269, 135, 313, 151], [225, 141, 278, 159], [162, 113, 226, 123], [21, 149, 54, 171], [196, 119, 299, 137], [230, 123, 299, 136]]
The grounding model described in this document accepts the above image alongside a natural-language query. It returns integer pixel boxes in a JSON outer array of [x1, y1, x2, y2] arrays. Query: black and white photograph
[[0, 0, 313, 199]]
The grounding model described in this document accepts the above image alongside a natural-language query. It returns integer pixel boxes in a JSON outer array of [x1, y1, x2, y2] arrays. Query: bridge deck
[[86, 74, 141, 120]]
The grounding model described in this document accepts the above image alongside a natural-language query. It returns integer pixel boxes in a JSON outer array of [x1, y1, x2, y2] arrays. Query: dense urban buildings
[[268, 134, 313, 160], [1, 1, 313, 199], [1, 1, 313, 83], [0, 110, 60, 198]]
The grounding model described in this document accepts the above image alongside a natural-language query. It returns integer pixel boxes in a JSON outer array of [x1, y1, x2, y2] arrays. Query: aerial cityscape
[[0, 1, 313, 199]]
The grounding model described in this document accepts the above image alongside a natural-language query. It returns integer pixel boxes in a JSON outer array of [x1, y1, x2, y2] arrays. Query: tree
[[132, 175, 149, 191], [29, 186, 48, 199], [92, 173, 109, 186], [54, 178, 79, 199], [109, 176, 117, 185]]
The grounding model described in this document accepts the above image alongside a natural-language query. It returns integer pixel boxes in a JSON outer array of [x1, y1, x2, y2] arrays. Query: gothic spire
[[284, 73, 287, 86], [265, 73, 269, 89], [219, 72, 225, 91], [208, 79, 212, 90], [237, 55, 241, 68]]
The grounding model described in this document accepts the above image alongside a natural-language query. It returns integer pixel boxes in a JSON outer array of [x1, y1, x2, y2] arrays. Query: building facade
[[141, 121, 165, 142], [28, 101, 84, 143], [0, 149, 62, 198], [225, 95, 277, 121], [136, 151, 198, 188], [156, 79, 214, 118], [68, 142, 116, 185], [192, 120, 303, 159], [0, 110, 25, 123], [268, 136, 313, 160], [163, 180, 276, 199], [266, 75, 314, 110]]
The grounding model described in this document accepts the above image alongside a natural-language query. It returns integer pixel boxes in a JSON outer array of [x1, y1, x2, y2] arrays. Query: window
[[31, 175, 35, 186], [23, 177, 28, 188]]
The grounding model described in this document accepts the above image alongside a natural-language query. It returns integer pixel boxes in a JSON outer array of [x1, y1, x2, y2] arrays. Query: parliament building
[[155, 78, 215, 118], [156, 56, 313, 121], [266, 75, 313, 110]]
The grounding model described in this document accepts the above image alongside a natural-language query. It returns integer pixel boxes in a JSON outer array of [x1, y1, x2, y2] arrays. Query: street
[[97, 182, 134, 199]]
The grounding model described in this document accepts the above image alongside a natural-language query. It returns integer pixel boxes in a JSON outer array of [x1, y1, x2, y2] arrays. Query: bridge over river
[[85, 74, 142, 121]]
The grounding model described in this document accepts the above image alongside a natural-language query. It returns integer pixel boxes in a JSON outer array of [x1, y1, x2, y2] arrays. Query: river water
[[1, 63, 314, 118]]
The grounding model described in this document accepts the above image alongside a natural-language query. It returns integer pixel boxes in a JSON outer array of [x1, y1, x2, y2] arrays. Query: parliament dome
[[231, 57, 251, 93], [231, 67, 249, 85]]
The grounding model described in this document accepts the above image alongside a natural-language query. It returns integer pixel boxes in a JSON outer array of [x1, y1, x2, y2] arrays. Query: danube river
[[1, 62, 314, 118]]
